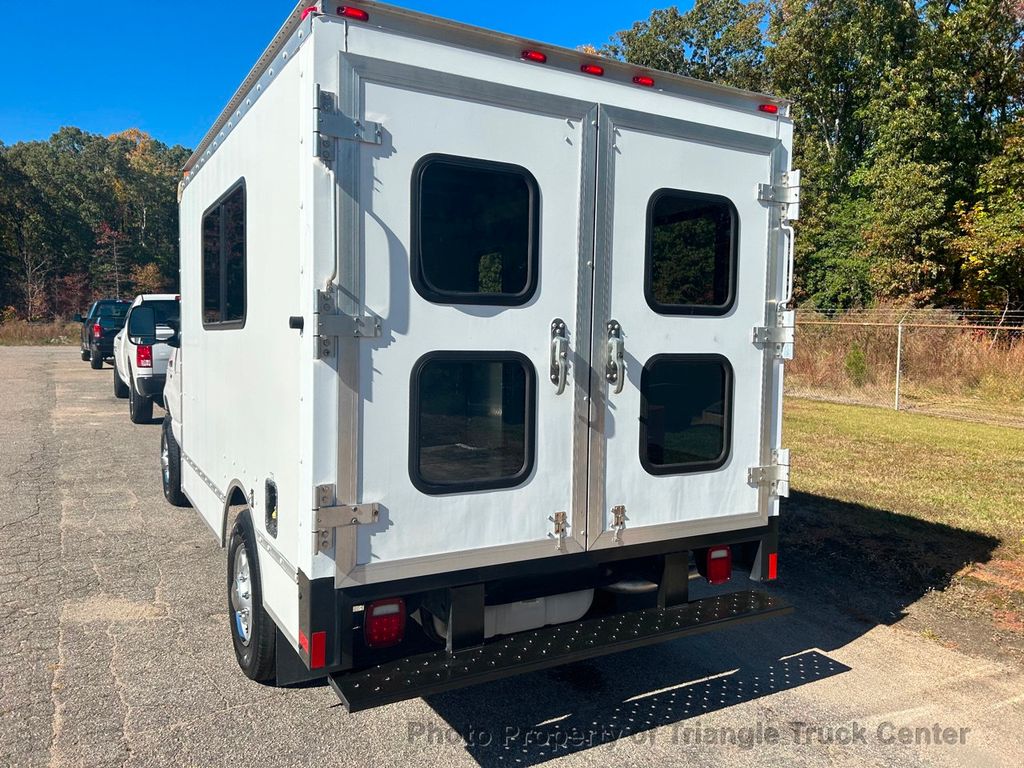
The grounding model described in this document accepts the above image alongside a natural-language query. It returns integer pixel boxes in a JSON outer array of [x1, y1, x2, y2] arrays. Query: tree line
[[1, 1, 1021, 318], [602, 0, 1024, 309], [0, 128, 189, 320]]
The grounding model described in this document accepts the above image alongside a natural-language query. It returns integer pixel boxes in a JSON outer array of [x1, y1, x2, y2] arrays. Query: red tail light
[[364, 598, 405, 648], [136, 345, 153, 369], [767, 552, 778, 580], [581, 63, 605, 77], [521, 50, 548, 64], [92, 322, 102, 339], [337, 5, 369, 21], [706, 546, 732, 585], [759, 103, 780, 114]]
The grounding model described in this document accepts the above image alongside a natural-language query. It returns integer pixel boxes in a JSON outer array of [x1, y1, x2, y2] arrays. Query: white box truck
[[162, 0, 800, 711]]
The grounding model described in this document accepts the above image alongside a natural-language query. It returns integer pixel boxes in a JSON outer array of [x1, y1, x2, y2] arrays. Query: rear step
[[330, 590, 791, 712]]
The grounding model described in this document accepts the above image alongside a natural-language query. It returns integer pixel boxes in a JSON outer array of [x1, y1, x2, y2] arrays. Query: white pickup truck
[[113, 294, 181, 423]]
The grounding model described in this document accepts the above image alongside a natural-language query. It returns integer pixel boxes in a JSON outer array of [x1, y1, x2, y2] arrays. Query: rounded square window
[[412, 155, 539, 306], [646, 189, 738, 315], [410, 352, 536, 495], [640, 354, 733, 475]]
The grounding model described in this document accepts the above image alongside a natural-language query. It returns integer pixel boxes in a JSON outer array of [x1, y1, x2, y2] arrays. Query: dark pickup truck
[[75, 300, 130, 369]]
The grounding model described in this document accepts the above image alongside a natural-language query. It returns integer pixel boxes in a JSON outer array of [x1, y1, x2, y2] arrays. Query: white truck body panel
[[174, 1, 795, 649]]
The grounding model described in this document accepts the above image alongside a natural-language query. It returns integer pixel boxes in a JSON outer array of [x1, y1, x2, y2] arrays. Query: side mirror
[[73, 314, 83, 323], [167, 318, 181, 348], [127, 306, 156, 341]]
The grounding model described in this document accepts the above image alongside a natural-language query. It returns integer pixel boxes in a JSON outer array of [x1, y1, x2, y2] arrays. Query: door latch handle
[[550, 318, 569, 395], [606, 320, 625, 395]]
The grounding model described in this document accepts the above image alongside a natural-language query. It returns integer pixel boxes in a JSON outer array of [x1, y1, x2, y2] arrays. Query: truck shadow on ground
[[421, 491, 998, 766]]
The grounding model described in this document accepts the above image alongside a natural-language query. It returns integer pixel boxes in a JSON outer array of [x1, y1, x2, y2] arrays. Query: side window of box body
[[201, 180, 247, 330]]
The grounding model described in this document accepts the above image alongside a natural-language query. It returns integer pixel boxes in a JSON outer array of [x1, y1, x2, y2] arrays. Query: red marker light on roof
[[758, 103, 780, 114], [521, 50, 548, 64], [300, 5, 317, 21], [581, 63, 605, 77], [337, 5, 369, 21], [633, 75, 655, 88]]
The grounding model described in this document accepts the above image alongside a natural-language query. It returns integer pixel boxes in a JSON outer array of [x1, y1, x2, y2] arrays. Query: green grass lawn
[[785, 397, 1024, 557]]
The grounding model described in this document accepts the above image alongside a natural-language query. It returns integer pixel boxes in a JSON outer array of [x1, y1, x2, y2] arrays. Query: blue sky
[[0, 1, 668, 149]]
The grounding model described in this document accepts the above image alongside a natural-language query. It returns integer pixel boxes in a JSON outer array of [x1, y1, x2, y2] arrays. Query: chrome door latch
[[611, 504, 628, 543], [550, 510, 568, 551], [549, 319, 569, 395], [605, 320, 625, 395]]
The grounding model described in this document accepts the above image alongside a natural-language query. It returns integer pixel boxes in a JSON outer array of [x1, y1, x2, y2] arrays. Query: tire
[[90, 349, 103, 369], [128, 375, 153, 424], [113, 365, 129, 399], [81, 349, 90, 361], [228, 510, 276, 683], [160, 417, 190, 508]]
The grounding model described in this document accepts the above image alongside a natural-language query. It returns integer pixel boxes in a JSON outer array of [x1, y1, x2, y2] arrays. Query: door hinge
[[752, 305, 795, 360], [313, 483, 380, 555], [313, 289, 382, 359], [748, 449, 791, 498], [549, 511, 568, 551], [611, 505, 628, 543], [757, 169, 801, 221], [313, 86, 383, 164]]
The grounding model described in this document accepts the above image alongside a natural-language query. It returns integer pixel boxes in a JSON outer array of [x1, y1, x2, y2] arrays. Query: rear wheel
[[228, 510, 276, 683], [113, 366, 129, 399], [128, 375, 153, 423], [160, 417, 189, 508], [90, 350, 103, 369]]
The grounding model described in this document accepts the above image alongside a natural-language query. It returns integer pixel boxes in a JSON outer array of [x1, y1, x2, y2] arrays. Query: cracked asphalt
[[1, 346, 1023, 768]]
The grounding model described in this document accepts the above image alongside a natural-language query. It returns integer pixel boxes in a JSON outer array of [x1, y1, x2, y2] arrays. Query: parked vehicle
[[74, 300, 130, 369], [113, 294, 180, 424], [164, 0, 799, 711]]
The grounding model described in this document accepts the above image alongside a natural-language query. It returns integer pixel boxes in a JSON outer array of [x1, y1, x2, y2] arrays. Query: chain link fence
[[787, 308, 1024, 429]]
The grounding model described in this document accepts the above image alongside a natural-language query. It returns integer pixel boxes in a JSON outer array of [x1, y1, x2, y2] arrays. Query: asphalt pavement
[[1, 346, 1022, 768]]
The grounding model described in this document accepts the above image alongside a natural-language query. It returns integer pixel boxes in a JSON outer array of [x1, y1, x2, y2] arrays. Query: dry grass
[[0, 320, 80, 346], [788, 310, 1024, 426]]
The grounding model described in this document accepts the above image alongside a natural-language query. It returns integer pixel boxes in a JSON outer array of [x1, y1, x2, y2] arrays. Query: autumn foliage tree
[[601, 0, 1024, 310]]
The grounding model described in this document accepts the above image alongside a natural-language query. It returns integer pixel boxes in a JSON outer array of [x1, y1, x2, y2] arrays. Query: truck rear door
[[341, 57, 598, 577], [586, 106, 788, 549]]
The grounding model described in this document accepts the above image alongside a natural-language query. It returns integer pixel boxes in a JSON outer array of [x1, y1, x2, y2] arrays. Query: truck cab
[[76, 299, 130, 369]]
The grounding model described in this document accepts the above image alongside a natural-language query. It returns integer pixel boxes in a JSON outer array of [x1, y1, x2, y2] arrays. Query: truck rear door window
[[413, 155, 538, 306], [640, 355, 732, 474], [411, 352, 535, 494], [202, 181, 246, 328], [646, 190, 737, 315]]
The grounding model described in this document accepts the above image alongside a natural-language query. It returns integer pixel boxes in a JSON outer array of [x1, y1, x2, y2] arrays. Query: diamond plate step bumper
[[330, 590, 791, 712]]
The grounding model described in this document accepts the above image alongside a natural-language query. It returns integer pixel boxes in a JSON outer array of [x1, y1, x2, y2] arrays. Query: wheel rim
[[160, 433, 170, 488], [231, 547, 253, 646]]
